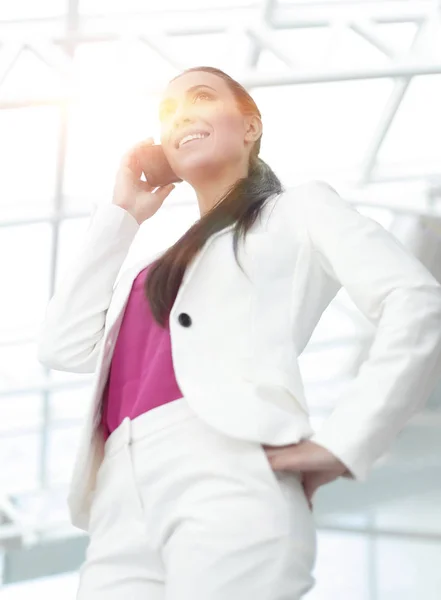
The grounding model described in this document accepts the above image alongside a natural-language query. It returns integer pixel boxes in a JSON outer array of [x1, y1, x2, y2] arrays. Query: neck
[[190, 157, 249, 217]]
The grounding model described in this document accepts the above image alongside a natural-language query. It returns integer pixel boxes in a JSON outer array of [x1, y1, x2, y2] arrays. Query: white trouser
[[76, 397, 317, 599]]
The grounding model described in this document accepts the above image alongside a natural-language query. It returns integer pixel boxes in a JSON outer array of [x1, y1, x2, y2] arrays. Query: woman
[[37, 66, 441, 599]]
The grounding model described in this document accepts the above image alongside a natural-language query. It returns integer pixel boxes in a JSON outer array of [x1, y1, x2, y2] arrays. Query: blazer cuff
[[309, 430, 369, 482]]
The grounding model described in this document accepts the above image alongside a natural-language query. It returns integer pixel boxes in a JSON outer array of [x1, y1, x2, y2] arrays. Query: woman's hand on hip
[[262, 440, 349, 510]]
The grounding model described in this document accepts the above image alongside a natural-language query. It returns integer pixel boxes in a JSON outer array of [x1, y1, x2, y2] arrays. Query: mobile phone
[[138, 144, 183, 188]]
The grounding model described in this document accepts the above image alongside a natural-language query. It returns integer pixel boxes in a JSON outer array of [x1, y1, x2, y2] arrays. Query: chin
[[174, 154, 222, 180]]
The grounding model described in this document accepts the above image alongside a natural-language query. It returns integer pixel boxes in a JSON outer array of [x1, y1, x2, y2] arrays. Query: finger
[[152, 183, 175, 203], [303, 470, 337, 505], [302, 476, 318, 500], [138, 180, 155, 193], [120, 152, 139, 173], [301, 490, 313, 511], [132, 137, 155, 149], [267, 448, 310, 472], [268, 455, 300, 473], [302, 481, 318, 510], [301, 477, 314, 508], [275, 445, 331, 473], [120, 138, 155, 169], [121, 139, 153, 160]]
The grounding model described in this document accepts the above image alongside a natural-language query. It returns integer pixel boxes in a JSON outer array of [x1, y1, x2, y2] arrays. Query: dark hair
[[145, 66, 284, 327]]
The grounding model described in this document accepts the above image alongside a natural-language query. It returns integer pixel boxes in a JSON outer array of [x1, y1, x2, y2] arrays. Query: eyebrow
[[159, 85, 217, 110]]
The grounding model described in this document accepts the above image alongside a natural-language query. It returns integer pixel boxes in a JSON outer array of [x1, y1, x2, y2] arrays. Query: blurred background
[[1, 0, 441, 598]]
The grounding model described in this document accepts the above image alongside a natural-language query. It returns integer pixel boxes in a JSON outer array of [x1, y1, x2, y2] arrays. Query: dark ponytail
[[145, 66, 284, 327]]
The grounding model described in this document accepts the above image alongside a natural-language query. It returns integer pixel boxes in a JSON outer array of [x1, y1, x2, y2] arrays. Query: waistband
[[104, 397, 195, 458]]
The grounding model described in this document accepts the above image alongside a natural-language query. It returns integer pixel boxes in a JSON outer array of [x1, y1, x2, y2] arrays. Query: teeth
[[179, 132, 209, 147]]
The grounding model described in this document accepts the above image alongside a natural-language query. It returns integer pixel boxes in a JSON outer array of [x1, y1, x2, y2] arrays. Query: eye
[[159, 91, 213, 120], [193, 91, 212, 103]]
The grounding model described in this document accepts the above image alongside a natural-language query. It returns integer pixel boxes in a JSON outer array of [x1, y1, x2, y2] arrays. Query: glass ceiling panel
[[273, 24, 389, 70], [374, 22, 419, 54], [0, 48, 63, 103], [164, 33, 252, 75], [376, 74, 441, 173], [253, 78, 394, 184]]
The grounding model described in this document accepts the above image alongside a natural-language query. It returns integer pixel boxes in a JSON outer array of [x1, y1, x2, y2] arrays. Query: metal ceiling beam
[[0, 50, 440, 97], [349, 19, 399, 59], [138, 33, 186, 72], [359, 16, 439, 183], [360, 78, 412, 184], [0, 7, 439, 101], [238, 59, 441, 85], [244, 0, 275, 67], [0, 43, 22, 87], [246, 23, 297, 69]]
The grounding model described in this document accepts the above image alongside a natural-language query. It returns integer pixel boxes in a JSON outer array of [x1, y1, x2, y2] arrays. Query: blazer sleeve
[[36, 202, 140, 373], [302, 181, 441, 481]]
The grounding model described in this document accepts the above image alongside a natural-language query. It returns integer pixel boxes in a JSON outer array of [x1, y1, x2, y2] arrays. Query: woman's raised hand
[[112, 138, 175, 225]]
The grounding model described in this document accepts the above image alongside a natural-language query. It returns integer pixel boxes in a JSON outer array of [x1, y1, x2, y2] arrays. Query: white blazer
[[37, 180, 441, 531]]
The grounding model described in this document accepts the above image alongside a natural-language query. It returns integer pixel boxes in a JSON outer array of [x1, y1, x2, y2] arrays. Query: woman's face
[[158, 71, 253, 182]]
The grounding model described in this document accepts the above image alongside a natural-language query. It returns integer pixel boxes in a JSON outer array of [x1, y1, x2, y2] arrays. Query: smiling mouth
[[178, 133, 211, 149]]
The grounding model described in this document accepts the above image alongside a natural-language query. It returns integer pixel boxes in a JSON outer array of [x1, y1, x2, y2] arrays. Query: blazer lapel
[[170, 223, 236, 316]]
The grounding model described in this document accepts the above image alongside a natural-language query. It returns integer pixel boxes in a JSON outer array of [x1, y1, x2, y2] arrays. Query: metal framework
[[1, 0, 441, 570]]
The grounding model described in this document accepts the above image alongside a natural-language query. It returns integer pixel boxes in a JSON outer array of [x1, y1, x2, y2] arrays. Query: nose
[[162, 97, 201, 147], [170, 117, 194, 147], [173, 115, 192, 132], [173, 93, 200, 122], [170, 100, 198, 136]]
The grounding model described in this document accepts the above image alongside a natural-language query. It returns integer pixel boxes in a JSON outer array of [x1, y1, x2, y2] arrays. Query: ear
[[244, 114, 262, 144]]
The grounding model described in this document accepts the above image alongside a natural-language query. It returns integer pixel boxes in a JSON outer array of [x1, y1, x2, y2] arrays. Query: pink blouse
[[100, 263, 183, 440]]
